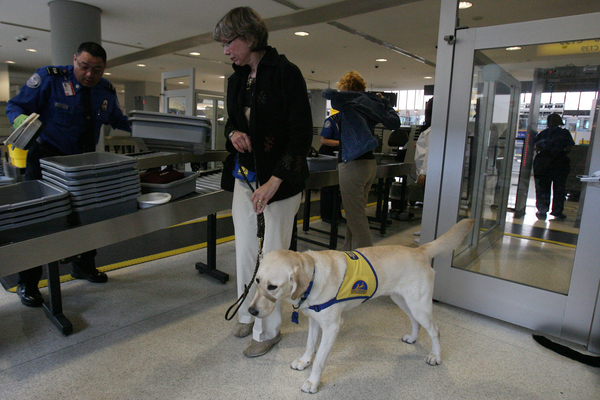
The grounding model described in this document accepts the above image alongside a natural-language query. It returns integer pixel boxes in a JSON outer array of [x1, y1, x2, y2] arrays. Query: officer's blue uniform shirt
[[320, 113, 341, 141], [6, 65, 131, 155]]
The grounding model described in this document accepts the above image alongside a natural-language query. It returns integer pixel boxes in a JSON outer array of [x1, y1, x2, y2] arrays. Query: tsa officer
[[6, 42, 131, 307]]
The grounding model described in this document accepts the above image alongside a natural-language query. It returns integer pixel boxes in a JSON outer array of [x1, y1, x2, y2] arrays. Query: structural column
[[49, 0, 102, 65]]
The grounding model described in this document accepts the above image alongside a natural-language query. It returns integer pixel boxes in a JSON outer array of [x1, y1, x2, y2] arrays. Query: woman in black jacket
[[213, 6, 313, 357]]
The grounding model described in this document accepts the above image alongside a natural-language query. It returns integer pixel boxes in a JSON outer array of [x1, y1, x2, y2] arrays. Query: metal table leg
[[196, 213, 229, 284], [43, 261, 73, 336], [303, 189, 312, 232]]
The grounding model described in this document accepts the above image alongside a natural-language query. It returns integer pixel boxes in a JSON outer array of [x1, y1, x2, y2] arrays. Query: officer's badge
[[26, 73, 41, 89], [102, 100, 108, 111]]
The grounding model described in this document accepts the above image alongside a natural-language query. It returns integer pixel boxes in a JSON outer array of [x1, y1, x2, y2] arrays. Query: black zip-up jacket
[[224, 47, 313, 203]]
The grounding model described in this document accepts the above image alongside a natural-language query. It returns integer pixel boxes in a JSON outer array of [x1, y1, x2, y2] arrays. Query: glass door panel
[[453, 41, 599, 295], [430, 9, 600, 344]]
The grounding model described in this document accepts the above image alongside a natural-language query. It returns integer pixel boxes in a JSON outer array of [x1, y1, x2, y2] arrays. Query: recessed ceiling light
[[459, 2, 473, 9], [294, 31, 309, 36], [136, 63, 146, 67], [189, 52, 201, 56], [6, 61, 15, 64], [25, 48, 37, 52], [104, 72, 111, 75], [506, 46, 521, 51], [178, 81, 184, 84], [376, 58, 387, 62], [219, 76, 225, 79], [424, 76, 433, 79]]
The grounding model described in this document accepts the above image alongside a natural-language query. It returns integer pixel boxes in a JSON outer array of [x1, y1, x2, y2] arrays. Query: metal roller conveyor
[[196, 170, 223, 195]]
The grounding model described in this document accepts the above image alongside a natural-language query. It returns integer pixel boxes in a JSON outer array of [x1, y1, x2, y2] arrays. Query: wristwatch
[[228, 130, 236, 139]]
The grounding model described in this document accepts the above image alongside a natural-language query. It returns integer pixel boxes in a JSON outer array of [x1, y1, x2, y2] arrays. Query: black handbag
[[221, 152, 236, 192]]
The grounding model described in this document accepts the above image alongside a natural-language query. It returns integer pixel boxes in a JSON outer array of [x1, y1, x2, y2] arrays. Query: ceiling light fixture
[[294, 31, 309, 36], [506, 46, 522, 51], [219, 76, 225, 79], [104, 72, 111, 76], [136, 63, 146, 67], [459, 2, 473, 9], [6, 61, 15, 64], [424, 76, 433, 79], [376, 58, 387, 62], [25, 48, 37, 52], [189, 52, 201, 56]]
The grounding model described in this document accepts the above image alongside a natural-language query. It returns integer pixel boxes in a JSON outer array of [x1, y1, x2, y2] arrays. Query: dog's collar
[[291, 270, 314, 324]]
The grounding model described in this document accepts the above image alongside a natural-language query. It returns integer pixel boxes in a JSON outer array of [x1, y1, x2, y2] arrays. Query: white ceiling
[[1, 0, 600, 94]]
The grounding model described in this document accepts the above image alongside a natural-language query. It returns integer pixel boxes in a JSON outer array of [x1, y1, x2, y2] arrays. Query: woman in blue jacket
[[323, 71, 400, 250]]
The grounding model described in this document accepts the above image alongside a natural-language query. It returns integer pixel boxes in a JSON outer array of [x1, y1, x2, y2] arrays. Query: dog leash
[[225, 153, 265, 321]]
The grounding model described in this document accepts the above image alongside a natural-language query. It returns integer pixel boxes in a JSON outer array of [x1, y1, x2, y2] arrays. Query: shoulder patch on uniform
[[99, 79, 116, 94], [26, 73, 42, 89], [45, 67, 64, 76]]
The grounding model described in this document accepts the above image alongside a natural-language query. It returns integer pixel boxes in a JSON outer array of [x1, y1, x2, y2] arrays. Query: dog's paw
[[402, 334, 417, 344], [426, 354, 441, 365], [291, 358, 311, 371], [301, 379, 319, 394]]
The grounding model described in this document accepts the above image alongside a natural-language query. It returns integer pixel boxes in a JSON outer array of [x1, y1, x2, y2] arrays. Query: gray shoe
[[243, 332, 282, 357], [233, 322, 254, 338]]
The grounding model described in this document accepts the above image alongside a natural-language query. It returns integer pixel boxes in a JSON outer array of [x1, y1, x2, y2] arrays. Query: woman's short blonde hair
[[212, 7, 269, 51], [337, 71, 366, 92]]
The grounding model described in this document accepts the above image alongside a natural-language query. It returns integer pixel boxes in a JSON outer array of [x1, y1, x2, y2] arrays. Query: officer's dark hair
[[76, 42, 107, 63]]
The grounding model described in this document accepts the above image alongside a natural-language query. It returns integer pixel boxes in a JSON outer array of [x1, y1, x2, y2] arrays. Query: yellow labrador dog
[[248, 219, 474, 393]]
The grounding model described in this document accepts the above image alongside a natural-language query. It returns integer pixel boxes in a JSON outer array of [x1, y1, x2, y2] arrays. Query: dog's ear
[[291, 253, 314, 300]]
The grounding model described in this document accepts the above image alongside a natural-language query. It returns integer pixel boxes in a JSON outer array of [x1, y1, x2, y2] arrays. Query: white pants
[[232, 178, 301, 342]]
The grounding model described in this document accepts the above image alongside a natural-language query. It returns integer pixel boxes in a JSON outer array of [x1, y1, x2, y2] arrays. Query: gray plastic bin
[[69, 197, 139, 225], [141, 171, 198, 200], [43, 174, 140, 196], [129, 111, 210, 155], [0, 180, 70, 214], [40, 152, 137, 173], [42, 169, 139, 187], [307, 155, 338, 172]]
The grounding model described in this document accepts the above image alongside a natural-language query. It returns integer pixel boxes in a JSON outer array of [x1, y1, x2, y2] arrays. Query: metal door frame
[[161, 68, 195, 116], [425, 3, 600, 347]]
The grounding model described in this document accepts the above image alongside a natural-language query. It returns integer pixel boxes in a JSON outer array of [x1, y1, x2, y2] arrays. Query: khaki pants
[[338, 159, 377, 250]]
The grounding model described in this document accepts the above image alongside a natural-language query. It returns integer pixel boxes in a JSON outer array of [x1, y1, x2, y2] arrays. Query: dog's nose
[[248, 306, 259, 316]]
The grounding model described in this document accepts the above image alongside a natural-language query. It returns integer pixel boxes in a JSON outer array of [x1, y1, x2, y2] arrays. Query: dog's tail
[[419, 219, 475, 260]]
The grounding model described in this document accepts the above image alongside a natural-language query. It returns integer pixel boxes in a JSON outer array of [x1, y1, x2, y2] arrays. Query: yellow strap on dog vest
[[336, 251, 378, 301], [307, 250, 378, 312]]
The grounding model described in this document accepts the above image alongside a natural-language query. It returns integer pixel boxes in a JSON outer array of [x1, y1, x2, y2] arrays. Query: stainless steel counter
[[0, 189, 232, 278], [297, 162, 415, 249]]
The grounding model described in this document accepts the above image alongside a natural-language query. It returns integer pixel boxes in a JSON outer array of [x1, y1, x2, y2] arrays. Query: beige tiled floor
[[1, 209, 598, 399]]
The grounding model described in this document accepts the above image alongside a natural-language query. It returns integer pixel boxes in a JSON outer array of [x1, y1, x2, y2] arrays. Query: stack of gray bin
[[40, 152, 140, 225], [0, 180, 71, 241]]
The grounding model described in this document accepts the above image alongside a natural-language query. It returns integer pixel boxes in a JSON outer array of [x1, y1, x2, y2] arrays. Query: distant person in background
[[318, 111, 344, 223], [6, 42, 130, 307], [412, 97, 432, 244], [323, 71, 400, 250], [533, 113, 575, 220]]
